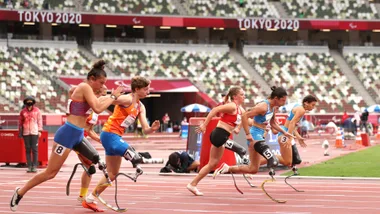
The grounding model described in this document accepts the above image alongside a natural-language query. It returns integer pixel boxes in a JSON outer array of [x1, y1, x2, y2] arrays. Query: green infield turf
[[281, 145, 380, 177]]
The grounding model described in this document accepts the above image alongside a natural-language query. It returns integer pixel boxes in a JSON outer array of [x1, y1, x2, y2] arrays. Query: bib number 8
[[55, 145, 67, 156]]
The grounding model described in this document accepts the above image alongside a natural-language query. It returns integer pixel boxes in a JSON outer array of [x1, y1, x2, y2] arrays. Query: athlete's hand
[[151, 120, 160, 131], [298, 139, 307, 148], [247, 136, 254, 147], [284, 132, 295, 139], [195, 123, 206, 134], [111, 85, 124, 98], [233, 127, 240, 134]]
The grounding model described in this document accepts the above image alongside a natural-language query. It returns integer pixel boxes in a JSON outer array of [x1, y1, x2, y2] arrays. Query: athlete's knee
[[45, 169, 60, 180], [123, 146, 143, 165], [208, 159, 219, 169], [282, 159, 292, 167], [107, 172, 117, 181], [254, 140, 273, 160]]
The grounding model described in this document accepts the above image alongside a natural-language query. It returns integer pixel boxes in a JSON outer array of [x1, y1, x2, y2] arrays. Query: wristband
[[110, 94, 117, 100]]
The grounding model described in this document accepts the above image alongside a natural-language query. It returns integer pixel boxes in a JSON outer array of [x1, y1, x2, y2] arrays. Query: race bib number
[[263, 149, 273, 159], [265, 112, 273, 122], [54, 145, 67, 156], [120, 115, 136, 128], [280, 136, 288, 144], [87, 113, 98, 125], [225, 140, 234, 149], [66, 99, 72, 114], [235, 115, 242, 125]]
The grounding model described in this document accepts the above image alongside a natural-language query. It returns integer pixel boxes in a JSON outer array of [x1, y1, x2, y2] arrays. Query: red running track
[[1, 168, 380, 214]]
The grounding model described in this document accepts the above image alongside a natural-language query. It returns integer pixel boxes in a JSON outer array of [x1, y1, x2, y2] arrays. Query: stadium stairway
[[171, 0, 189, 16], [272, 1, 290, 18], [9, 46, 70, 93], [229, 49, 271, 97], [329, 50, 376, 106], [376, 3, 380, 16], [79, 46, 118, 77]]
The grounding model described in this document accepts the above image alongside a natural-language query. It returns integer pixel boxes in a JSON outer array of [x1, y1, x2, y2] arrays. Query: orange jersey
[[102, 102, 142, 136]]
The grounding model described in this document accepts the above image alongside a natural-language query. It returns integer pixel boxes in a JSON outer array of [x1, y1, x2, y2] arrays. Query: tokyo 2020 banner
[[1, 9, 380, 31]]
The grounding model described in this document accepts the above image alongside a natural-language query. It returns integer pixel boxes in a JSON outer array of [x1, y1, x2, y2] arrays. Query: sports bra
[[220, 102, 242, 127], [253, 99, 273, 125], [287, 104, 301, 121], [66, 99, 91, 116]]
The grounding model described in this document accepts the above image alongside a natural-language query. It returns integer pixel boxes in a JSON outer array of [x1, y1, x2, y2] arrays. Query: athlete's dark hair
[[302, 95, 317, 104], [87, 59, 107, 80], [268, 86, 287, 99]]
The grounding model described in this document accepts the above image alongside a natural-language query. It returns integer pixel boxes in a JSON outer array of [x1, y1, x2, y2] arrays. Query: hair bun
[[92, 59, 106, 69], [270, 86, 277, 91]]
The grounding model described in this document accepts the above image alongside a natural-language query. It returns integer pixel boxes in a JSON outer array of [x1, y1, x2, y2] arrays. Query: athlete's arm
[[87, 128, 101, 143], [82, 83, 123, 114], [294, 129, 303, 139], [242, 103, 266, 140], [287, 108, 305, 137], [197, 102, 236, 133], [233, 106, 246, 134], [139, 104, 160, 134]]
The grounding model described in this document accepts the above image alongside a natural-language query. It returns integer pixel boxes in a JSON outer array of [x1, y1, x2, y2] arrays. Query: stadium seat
[[92, 46, 264, 106], [82, 0, 179, 14], [344, 52, 380, 103], [244, 48, 366, 113], [282, 0, 379, 19], [0, 46, 68, 113], [187, 0, 279, 18]]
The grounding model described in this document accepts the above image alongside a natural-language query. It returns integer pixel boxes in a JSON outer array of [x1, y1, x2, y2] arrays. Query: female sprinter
[[83, 76, 160, 207], [70, 85, 108, 212], [213, 86, 293, 177], [187, 86, 246, 196], [273, 95, 317, 167], [10, 60, 124, 212]]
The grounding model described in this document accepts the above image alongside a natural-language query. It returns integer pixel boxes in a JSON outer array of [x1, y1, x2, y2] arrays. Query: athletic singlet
[[253, 100, 273, 125], [220, 102, 242, 127], [102, 101, 142, 136], [66, 99, 91, 116], [286, 104, 302, 121]]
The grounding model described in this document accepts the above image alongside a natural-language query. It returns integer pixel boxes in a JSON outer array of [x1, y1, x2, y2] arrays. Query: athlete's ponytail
[[224, 86, 242, 103], [87, 59, 107, 80], [268, 86, 287, 99]]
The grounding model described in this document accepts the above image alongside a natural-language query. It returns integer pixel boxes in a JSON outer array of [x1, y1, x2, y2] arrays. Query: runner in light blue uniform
[[273, 95, 317, 171], [250, 99, 274, 142]]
